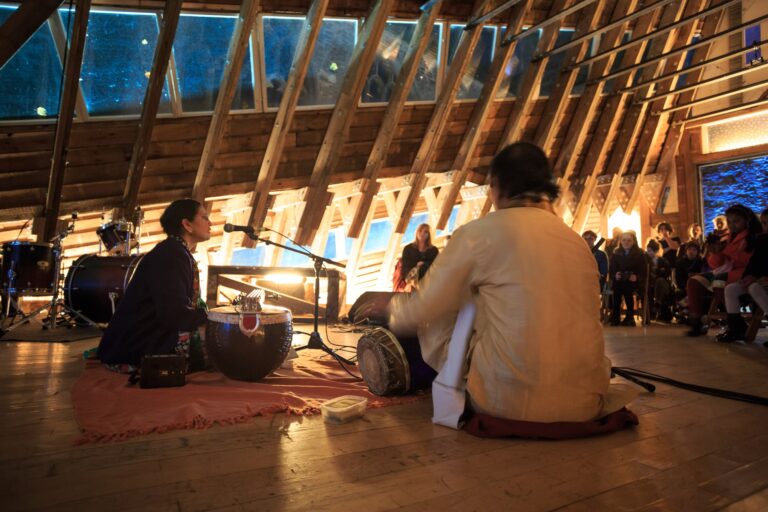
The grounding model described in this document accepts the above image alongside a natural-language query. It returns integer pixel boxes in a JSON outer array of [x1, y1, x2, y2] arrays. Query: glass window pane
[[174, 14, 254, 112], [448, 24, 497, 100], [362, 21, 442, 103], [603, 31, 631, 94], [745, 25, 761, 64], [279, 240, 312, 267], [700, 155, 768, 234], [540, 29, 574, 97], [263, 16, 358, 108], [231, 246, 266, 266], [0, 5, 62, 120], [676, 34, 701, 89], [497, 28, 539, 98], [363, 219, 393, 253], [63, 10, 172, 116], [571, 36, 596, 96]]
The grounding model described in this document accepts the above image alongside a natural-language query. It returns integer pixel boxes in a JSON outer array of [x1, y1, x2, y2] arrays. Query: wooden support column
[[190, 0, 260, 203], [121, 0, 182, 216], [0, 0, 62, 68], [550, 0, 640, 215], [47, 13, 87, 121], [38, 0, 90, 242], [533, 0, 606, 154], [347, 0, 445, 239], [243, 0, 329, 247], [598, 0, 699, 217], [293, 0, 395, 247], [377, 190, 409, 289], [433, 0, 533, 231], [394, 0, 494, 234]]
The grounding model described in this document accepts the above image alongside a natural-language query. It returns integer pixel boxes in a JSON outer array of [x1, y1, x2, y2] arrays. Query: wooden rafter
[[47, 12, 87, 121], [0, 0, 62, 68], [242, 0, 330, 247], [121, 0, 183, 216], [394, 0, 494, 235], [38, 0, 91, 242], [551, 0, 640, 216], [292, 0, 395, 247], [501, 0, 596, 46], [434, 0, 534, 231], [655, 78, 768, 115], [347, 0, 445, 239], [533, 0, 606, 154], [191, 0, 260, 203]]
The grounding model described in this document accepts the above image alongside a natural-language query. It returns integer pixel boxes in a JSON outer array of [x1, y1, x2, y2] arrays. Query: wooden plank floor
[[1, 324, 767, 512]]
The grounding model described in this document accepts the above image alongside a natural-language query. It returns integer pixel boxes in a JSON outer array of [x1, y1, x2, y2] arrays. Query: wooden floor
[[1, 324, 767, 512]]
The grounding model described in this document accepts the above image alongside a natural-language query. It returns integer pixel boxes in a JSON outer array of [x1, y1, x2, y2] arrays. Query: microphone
[[223, 223, 267, 234]]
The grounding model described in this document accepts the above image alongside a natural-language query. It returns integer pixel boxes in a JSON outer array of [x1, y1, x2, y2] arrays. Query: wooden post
[[0, 0, 63, 68], [38, 0, 91, 242], [242, 0, 330, 247], [347, 0, 445, 239], [293, 0, 395, 247], [47, 12, 87, 120], [121, 0, 183, 216], [190, 0, 260, 203]]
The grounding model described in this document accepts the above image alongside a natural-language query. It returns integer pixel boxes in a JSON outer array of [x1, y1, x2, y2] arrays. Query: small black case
[[139, 354, 186, 388]]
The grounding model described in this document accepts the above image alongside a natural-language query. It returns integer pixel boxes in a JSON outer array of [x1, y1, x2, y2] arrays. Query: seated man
[[389, 143, 619, 424], [97, 199, 211, 369]]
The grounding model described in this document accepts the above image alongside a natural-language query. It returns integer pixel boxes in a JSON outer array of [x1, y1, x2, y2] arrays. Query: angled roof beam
[[293, 0, 395, 246], [654, 78, 768, 115], [47, 12, 87, 121], [121, 0, 183, 216], [347, 0, 445, 239], [500, 0, 597, 47], [191, 0, 260, 203], [242, 0, 330, 246], [434, 0, 535, 231], [38, 0, 91, 242], [393, 0, 495, 235], [465, 0, 525, 30], [0, 0, 63, 68], [677, 96, 768, 126]]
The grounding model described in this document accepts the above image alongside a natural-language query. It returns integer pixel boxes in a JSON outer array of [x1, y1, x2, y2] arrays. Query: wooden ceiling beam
[[551, 0, 641, 216], [242, 0, 329, 247], [501, 0, 597, 47], [293, 0, 395, 247], [533, 0, 606, 154], [190, 0, 260, 203], [38, 0, 91, 242], [121, 0, 183, 216], [434, 0, 534, 231], [393, 0, 494, 235], [47, 12, 88, 121], [654, 78, 768, 115], [680, 95, 768, 126], [347, 0, 445, 239], [0, 0, 63, 68]]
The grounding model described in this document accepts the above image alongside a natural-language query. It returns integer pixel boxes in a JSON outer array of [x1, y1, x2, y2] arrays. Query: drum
[[1, 241, 55, 295], [205, 305, 293, 382], [356, 327, 436, 396], [97, 220, 136, 254], [64, 254, 144, 323]]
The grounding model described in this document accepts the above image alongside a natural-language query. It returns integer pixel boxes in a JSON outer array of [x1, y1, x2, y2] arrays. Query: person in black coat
[[97, 199, 211, 368], [674, 242, 704, 294], [609, 231, 647, 326], [400, 223, 439, 287]]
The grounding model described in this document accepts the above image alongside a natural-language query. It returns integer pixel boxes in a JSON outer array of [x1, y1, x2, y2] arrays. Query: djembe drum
[[356, 327, 436, 396], [205, 305, 293, 382]]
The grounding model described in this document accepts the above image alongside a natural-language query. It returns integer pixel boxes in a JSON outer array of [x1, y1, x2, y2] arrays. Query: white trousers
[[724, 281, 768, 314]]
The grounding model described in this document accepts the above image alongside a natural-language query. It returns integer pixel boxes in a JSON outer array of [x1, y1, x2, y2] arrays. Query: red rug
[[71, 355, 425, 444]]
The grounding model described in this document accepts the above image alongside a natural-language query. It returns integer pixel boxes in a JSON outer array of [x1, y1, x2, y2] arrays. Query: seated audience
[[686, 205, 761, 336], [582, 230, 608, 290], [717, 208, 768, 342], [400, 223, 439, 288], [711, 215, 729, 238], [656, 222, 681, 267], [674, 242, 704, 294], [684, 222, 704, 252], [97, 199, 211, 369], [609, 232, 646, 326], [645, 239, 674, 322]]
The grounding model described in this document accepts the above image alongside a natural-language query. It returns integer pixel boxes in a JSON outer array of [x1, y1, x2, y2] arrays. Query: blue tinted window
[[364, 219, 393, 253], [363, 21, 442, 103], [676, 35, 701, 89], [437, 205, 460, 237], [279, 240, 313, 267], [604, 31, 631, 94], [448, 24, 497, 100], [700, 156, 768, 233], [63, 10, 172, 116], [570, 36, 596, 95], [174, 14, 254, 112], [0, 6, 62, 119], [231, 246, 266, 266], [401, 212, 429, 245], [497, 28, 539, 98], [541, 29, 578, 97], [745, 25, 761, 64], [263, 16, 358, 108]]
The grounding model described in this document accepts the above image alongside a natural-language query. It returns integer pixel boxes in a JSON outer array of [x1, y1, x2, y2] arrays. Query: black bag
[[136, 354, 186, 388]]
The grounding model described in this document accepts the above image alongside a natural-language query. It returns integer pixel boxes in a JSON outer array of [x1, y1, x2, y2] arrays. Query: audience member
[[685, 222, 704, 251], [656, 222, 681, 267], [400, 223, 439, 289], [609, 232, 646, 327], [674, 242, 704, 293], [605, 227, 623, 256], [711, 215, 729, 238], [645, 239, 674, 322], [582, 230, 608, 290]]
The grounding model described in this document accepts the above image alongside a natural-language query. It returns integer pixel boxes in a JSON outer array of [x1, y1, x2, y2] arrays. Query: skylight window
[[448, 24, 497, 100]]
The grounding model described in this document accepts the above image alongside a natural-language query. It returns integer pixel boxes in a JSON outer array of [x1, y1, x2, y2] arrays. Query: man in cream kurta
[[389, 143, 613, 423]]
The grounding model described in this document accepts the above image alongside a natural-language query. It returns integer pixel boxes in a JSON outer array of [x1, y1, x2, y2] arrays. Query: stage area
[[1, 325, 767, 511]]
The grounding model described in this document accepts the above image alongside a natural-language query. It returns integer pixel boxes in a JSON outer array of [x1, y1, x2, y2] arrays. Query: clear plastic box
[[321, 395, 368, 423]]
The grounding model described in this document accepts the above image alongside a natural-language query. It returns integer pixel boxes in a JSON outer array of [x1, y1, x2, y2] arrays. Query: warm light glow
[[607, 207, 642, 236], [263, 273, 305, 285], [703, 109, 768, 153]]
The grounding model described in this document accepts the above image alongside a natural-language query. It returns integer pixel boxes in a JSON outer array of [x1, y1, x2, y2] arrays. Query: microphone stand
[[242, 230, 354, 365]]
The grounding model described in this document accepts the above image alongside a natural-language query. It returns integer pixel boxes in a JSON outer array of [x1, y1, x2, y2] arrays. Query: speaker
[[347, 291, 403, 326]]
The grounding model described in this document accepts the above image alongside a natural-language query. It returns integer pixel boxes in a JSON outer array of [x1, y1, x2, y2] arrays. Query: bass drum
[[64, 254, 143, 323], [1, 241, 55, 295]]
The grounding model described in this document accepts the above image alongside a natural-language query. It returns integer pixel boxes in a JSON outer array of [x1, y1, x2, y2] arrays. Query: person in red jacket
[[685, 204, 762, 336]]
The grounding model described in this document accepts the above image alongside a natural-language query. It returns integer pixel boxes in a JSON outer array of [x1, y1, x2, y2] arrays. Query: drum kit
[[0, 210, 145, 335]]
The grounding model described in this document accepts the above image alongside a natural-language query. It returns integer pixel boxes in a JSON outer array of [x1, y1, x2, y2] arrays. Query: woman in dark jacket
[[400, 223, 439, 287], [609, 231, 647, 326]]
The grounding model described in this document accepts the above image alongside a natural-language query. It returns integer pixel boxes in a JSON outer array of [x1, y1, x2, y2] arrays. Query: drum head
[[357, 328, 410, 396]]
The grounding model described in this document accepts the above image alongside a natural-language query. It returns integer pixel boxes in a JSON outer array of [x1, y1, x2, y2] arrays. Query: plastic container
[[321, 395, 368, 423]]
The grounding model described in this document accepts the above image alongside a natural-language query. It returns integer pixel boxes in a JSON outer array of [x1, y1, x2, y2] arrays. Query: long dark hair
[[160, 198, 201, 236], [725, 204, 761, 251], [490, 142, 560, 201]]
